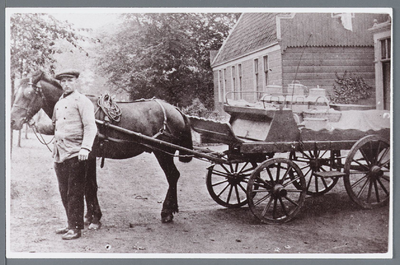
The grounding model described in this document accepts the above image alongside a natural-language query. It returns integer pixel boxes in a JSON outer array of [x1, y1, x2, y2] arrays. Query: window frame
[[238, 63, 243, 97], [263, 55, 269, 88], [380, 37, 391, 60], [254, 59, 260, 98]]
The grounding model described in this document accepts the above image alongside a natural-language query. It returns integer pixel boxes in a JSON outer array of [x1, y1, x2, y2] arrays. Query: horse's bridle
[[13, 78, 48, 123]]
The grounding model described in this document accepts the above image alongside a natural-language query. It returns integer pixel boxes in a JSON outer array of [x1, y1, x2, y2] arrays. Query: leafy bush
[[330, 72, 373, 104], [182, 98, 223, 120], [182, 98, 208, 116]]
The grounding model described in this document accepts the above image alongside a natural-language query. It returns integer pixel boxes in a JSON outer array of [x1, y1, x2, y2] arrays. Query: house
[[210, 12, 390, 114]]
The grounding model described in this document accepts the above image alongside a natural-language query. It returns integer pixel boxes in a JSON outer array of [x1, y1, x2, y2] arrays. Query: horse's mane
[[19, 77, 31, 87], [41, 72, 63, 89]]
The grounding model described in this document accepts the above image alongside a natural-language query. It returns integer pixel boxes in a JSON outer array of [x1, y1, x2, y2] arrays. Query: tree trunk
[[10, 74, 15, 157]]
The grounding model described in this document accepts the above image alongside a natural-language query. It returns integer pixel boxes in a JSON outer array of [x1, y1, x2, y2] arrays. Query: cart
[[187, 91, 390, 224], [96, 91, 390, 224]]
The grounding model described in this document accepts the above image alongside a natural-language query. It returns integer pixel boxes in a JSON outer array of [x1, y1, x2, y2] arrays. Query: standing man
[[51, 69, 98, 240]]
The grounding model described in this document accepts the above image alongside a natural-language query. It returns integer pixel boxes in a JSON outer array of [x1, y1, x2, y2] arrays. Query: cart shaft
[[96, 119, 227, 164]]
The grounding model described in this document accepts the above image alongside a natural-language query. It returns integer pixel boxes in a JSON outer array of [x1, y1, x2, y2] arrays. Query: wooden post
[[18, 129, 22, 147], [25, 124, 29, 139]]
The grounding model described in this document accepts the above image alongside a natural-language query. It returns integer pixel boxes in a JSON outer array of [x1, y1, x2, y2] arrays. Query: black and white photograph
[[6, 8, 392, 258]]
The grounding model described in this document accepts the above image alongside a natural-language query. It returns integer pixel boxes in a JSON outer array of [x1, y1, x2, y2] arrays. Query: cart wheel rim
[[206, 161, 257, 208], [344, 135, 390, 209], [247, 158, 306, 224]]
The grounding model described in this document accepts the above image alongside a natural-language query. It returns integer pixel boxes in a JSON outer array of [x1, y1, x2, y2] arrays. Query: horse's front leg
[[154, 151, 180, 223]]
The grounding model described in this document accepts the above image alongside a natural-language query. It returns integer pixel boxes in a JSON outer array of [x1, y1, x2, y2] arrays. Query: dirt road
[[8, 134, 390, 256]]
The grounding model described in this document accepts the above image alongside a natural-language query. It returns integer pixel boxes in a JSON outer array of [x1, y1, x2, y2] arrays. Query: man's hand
[[78, 148, 90, 161]]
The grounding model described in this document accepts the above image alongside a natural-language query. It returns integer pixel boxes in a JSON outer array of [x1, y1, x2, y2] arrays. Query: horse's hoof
[[88, 222, 102, 230], [161, 214, 174, 223]]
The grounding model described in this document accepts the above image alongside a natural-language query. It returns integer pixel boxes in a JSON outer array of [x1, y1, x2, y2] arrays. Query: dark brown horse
[[10, 71, 193, 223]]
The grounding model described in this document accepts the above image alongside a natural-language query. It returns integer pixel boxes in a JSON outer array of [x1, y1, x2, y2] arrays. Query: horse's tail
[[178, 112, 193, 163]]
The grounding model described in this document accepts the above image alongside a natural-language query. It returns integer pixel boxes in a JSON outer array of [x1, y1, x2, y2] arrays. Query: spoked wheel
[[247, 158, 306, 224], [344, 135, 390, 209], [289, 150, 341, 196], [206, 161, 257, 208]]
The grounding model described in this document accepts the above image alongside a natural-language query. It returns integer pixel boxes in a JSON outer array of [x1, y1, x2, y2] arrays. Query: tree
[[95, 13, 239, 108], [10, 13, 92, 79]]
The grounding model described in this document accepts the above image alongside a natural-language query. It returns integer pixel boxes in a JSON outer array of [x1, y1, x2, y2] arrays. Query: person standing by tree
[[50, 70, 98, 240]]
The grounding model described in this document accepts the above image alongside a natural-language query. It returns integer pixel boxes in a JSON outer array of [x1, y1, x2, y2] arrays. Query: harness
[[13, 78, 49, 123], [14, 78, 54, 151], [96, 95, 173, 168], [152, 98, 170, 139]]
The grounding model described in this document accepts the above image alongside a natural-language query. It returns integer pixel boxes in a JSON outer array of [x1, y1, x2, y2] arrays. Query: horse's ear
[[31, 71, 44, 84]]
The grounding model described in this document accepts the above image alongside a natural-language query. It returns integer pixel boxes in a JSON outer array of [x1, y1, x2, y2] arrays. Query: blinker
[[23, 86, 34, 98], [24, 80, 42, 98]]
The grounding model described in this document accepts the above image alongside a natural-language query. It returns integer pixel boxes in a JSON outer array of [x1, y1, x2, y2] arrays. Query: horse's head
[[10, 71, 62, 130]]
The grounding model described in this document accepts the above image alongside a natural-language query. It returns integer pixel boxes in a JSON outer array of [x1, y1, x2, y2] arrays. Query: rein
[[96, 93, 122, 122], [30, 123, 54, 152]]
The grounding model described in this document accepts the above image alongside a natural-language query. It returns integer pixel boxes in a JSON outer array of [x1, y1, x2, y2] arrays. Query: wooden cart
[[188, 103, 390, 224]]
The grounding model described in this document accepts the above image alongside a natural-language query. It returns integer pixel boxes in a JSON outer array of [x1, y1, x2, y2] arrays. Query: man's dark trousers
[[54, 157, 86, 230], [84, 158, 102, 224]]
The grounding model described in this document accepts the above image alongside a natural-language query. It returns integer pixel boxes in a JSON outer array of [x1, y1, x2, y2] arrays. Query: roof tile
[[212, 13, 279, 66]]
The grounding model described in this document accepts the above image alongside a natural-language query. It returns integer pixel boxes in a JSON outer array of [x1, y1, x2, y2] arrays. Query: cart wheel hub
[[228, 173, 242, 185], [370, 165, 383, 178], [310, 159, 321, 171], [272, 184, 287, 198]]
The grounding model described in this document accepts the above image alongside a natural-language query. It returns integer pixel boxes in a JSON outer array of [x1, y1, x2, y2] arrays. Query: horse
[[10, 71, 193, 224]]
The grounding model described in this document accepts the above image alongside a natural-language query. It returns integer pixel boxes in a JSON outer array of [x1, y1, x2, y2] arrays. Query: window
[[238, 64, 243, 99], [254, 59, 260, 97], [232, 66, 236, 99], [218, 70, 222, 102], [263, 55, 269, 87], [224, 68, 227, 99], [381, 38, 391, 60]]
